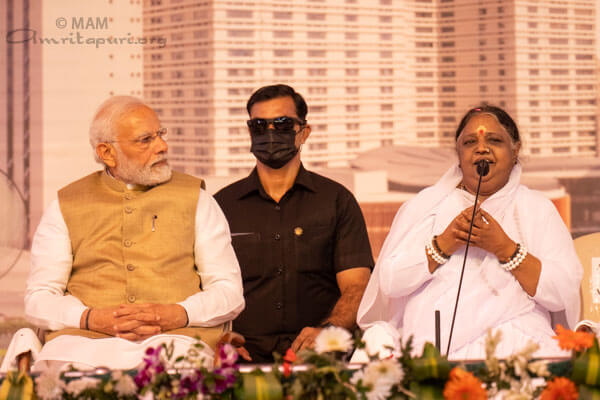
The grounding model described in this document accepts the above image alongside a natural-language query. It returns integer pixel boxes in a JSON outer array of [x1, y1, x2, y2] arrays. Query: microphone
[[445, 159, 488, 356], [476, 159, 490, 177]]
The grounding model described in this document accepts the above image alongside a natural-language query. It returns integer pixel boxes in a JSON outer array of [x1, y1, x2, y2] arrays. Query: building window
[[310, 105, 327, 113], [228, 49, 254, 57], [307, 13, 326, 21], [273, 11, 292, 19], [274, 68, 293, 77], [308, 87, 327, 94], [228, 107, 245, 115], [307, 31, 326, 39], [226, 10, 253, 18], [273, 31, 293, 39], [274, 49, 293, 57], [309, 142, 328, 150], [308, 68, 327, 76], [308, 50, 326, 57], [228, 30, 254, 38]]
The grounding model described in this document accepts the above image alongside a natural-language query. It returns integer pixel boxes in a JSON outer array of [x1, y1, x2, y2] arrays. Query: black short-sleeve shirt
[[214, 164, 374, 362]]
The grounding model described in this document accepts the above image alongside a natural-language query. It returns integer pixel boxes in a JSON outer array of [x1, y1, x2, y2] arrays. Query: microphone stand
[[445, 160, 489, 356]]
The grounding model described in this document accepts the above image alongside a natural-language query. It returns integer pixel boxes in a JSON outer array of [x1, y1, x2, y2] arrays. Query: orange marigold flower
[[283, 349, 296, 378], [443, 367, 487, 400], [540, 377, 578, 400], [553, 324, 594, 352]]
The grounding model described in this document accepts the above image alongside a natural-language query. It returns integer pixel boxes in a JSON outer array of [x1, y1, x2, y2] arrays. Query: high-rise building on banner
[[143, 0, 599, 177], [1, 0, 144, 238], [1, 0, 43, 241]]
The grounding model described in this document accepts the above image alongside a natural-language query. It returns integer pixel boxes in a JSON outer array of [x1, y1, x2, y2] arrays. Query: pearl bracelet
[[426, 238, 449, 265], [501, 243, 528, 272]]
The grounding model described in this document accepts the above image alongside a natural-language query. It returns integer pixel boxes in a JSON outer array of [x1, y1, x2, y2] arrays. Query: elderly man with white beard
[[0, 96, 245, 372]]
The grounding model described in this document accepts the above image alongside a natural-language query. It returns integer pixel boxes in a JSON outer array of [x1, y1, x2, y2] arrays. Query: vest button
[[274, 233, 281, 240], [275, 302, 282, 310], [128, 295, 136, 303], [127, 264, 135, 271], [124, 240, 132, 247], [124, 206, 133, 214], [124, 193, 132, 200]]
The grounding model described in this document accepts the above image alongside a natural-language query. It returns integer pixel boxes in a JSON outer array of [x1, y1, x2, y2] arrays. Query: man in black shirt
[[214, 84, 374, 362]]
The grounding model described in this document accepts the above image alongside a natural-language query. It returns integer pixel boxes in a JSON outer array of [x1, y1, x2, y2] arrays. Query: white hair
[[89, 95, 148, 163]]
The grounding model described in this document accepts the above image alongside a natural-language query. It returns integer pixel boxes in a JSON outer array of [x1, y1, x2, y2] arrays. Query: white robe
[[356, 164, 582, 360]]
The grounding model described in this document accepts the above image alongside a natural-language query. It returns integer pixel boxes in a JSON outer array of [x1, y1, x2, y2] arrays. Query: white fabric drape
[[356, 164, 582, 360]]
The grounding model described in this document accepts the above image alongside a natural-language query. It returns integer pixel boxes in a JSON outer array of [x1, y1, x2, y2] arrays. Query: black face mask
[[250, 129, 299, 169]]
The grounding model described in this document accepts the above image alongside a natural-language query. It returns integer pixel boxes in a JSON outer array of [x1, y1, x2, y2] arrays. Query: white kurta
[[357, 164, 582, 360], [1, 185, 245, 372]]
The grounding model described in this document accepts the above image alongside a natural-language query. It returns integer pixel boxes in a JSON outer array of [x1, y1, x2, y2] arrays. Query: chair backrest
[[575, 232, 600, 321]]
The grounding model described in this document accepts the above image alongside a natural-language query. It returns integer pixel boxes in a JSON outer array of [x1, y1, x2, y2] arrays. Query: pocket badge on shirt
[[294, 227, 303, 236]]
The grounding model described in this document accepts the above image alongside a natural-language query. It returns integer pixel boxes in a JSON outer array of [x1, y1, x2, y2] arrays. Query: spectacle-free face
[[456, 113, 520, 197]]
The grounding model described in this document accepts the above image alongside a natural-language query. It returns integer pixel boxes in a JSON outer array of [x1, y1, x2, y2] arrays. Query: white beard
[[113, 147, 172, 186]]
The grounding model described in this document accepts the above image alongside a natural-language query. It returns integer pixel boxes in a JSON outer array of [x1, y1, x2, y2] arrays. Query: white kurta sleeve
[[178, 189, 245, 326], [25, 200, 87, 330], [529, 196, 582, 328], [379, 215, 436, 298]]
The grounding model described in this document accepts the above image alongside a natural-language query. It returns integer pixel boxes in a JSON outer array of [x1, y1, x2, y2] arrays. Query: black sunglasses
[[247, 116, 305, 134]]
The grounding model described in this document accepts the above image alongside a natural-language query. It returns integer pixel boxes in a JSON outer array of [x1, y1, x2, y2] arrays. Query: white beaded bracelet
[[501, 243, 528, 272], [426, 238, 449, 265]]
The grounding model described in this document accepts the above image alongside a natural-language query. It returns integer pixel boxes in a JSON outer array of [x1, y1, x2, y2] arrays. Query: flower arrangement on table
[[1, 324, 600, 399]]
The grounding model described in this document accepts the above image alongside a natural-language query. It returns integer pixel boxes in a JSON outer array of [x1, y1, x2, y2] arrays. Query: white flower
[[34, 367, 65, 400], [351, 370, 392, 400], [527, 360, 549, 377], [363, 358, 404, 385], [65, 377, 101, 397], [496, 390, 532, 400], [112, 370, 138, 396], [138, 390, 155, 400], [314, 326, 353, 354]]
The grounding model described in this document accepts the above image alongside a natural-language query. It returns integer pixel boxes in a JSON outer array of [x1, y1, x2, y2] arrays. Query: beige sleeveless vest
[[49, 170, 224, 349]]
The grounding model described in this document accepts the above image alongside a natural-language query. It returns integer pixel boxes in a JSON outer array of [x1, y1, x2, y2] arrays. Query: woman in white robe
[[356, 105, 582, 360]]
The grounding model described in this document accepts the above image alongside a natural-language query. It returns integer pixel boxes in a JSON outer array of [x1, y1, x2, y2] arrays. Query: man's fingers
[[114, 318, 161, 331], [237, 346, 252, 361], [114, 310, 160, 323], [291, 330, 309, 353], [132, 325, 162, 336], [116, 332, 142, 341]]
